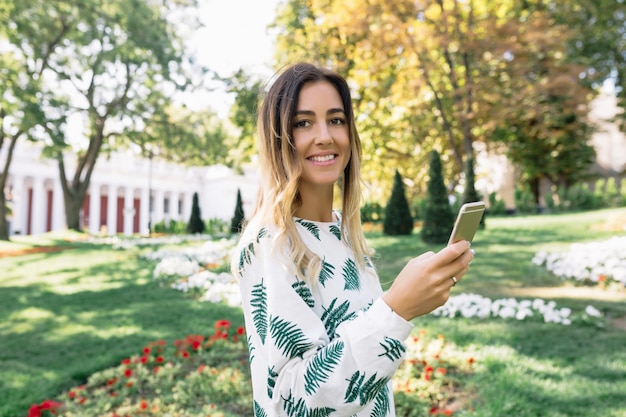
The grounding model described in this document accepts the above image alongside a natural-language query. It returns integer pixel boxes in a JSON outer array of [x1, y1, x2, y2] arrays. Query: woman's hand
[[381, 240, 473, 322]]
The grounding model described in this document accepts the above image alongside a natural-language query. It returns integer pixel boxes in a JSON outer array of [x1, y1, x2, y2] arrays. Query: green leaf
[[378, 336, 406, 361], [267, 366, 278, 399], [320, 298, 353, 338], [342, 258, 360, 291], [251, 279, 268, 344], [253, 400, 267, 417], [270, 316, 313, 359], [370, 384, 391, 417], [296, 219, 321, 240], [304, 341, 345, 395], [292, 280, 315, 308], [344, 371, 389, 406], [319, 258, 335, 287], [329, 224, 341, 240]]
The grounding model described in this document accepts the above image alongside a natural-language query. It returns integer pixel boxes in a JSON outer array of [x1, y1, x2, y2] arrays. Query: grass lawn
[[1, 208, 625, 417]]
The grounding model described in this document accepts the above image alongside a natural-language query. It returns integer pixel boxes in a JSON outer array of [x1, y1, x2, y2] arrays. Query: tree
[[421, 150, 454, 244], [187, 192, 205, 234], [461, 154, 485, 228], [383, 170, 413, 235], [230, 188, 245, 234], [1, 0, 203, 235], [0, 0, 72, 240], [270, 0, 597, 206]]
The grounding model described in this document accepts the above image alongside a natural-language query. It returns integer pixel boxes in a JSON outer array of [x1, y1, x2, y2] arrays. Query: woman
[[232, 62, 473, 417]]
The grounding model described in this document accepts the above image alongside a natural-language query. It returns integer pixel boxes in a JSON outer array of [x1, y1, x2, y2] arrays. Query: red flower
[[182, 350, 189, 359], [27, 405, 41, 417], [156, 356, 164, 363], [191, 340, 201, 350], [143, 347, 151, 354], [153, 366, 160, 374], [68, 390, 76, 399], [39, 400, 62, 410], [429, 407, 438, 415], [437, 367, 447, 375], [215, 319, 231, 330], [467, 357, 475, 365], [139, 400, 149, 410], [140, 356, 148, 364], [236, 326, 245, 335], [198, 364, 206, 373], [107, 377, 118, 385], [121, 358, 131, 365], [124, 369, 133, 378]]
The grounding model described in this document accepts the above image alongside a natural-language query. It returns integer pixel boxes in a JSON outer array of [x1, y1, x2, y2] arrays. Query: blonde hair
[[234, 62, 371, 282]]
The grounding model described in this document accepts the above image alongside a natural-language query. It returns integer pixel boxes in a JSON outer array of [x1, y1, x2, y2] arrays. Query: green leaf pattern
[[251, 280, 268, 344], [329, 224, 341, 240], [342, 258, 360, 291], [270, 316, 314, 359], [304, 341, 345, 395], [296, 219, 321, 240], [319, 258, 335, 287], [292, 280, 315, 308], [321, 298, 354, 339], [378, 336, 406, 361]]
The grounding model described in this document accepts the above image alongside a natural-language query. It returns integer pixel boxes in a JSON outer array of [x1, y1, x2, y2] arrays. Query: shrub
[[230, 189, 245, 234], [361, 201, 384, 223], [187, 192, 206, 234], [383, 170, 414, 235], [421, 151, 454, 244], [461, 154, 486, 228]]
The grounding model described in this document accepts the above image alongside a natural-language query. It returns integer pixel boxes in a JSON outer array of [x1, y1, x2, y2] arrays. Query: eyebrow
[[294, 108, 345, 116]]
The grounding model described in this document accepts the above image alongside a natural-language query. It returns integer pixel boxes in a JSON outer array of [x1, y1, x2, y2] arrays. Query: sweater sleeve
[[236, 231, 414, 417]]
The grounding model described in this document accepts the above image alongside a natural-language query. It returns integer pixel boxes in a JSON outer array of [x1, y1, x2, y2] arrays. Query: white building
[[3, 143, 259, 236]]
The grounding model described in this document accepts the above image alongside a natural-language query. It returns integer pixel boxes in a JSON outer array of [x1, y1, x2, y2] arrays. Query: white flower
[[585, 305, 602, 318]]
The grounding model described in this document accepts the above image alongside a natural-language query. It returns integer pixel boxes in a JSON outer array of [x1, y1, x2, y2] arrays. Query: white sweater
[[235, 216, 413, 417]]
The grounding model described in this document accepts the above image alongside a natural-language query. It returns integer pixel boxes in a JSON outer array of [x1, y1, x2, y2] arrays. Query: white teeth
[[309, 154, 335, 162]]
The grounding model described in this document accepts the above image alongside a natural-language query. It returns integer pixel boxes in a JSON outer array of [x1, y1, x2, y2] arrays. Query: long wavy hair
[[234, 62, 371, 282]]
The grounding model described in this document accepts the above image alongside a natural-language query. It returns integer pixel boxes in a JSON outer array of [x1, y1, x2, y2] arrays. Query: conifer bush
[[383, 170, 414, 235], [461, 154, 485, 228], [230, 189, 245, 234], [421, 150, 454, 244], [187, 192, 206, 234]]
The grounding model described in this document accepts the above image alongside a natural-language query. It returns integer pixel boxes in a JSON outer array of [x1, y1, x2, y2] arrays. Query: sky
[[190, 0, 282, 115]]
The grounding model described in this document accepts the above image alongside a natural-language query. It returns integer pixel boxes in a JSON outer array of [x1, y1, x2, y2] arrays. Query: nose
[[315, 122, 332, 145]]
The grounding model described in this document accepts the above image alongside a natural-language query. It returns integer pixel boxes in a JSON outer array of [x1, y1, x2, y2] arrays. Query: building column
[[31, 176, 46, 235], [51, 179, 65, 232], [106, 185, 118, 236], [9, 175, 25, 235], [89, 183, 101, 235], [123, 187, 134, 236], [153, 188, 164, 226], [140, 187, 150, 236], [182, 192, 193, 223]]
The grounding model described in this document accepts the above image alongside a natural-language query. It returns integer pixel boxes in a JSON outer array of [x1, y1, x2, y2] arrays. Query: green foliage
[[360, 201, 384, 223], [421, 151, 454, 244], [488, 192, 507, 216], [230, 189, 245, 234], [383, 170, 414, 236], [187, 192, 205, 234], [462, 154, 486, 228]]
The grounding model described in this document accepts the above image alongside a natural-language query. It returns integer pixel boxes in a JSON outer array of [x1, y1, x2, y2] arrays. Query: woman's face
[[292, 80, 351, 194]]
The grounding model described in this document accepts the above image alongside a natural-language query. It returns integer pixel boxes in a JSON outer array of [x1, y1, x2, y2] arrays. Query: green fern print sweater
[[236, 215, 414, 416]]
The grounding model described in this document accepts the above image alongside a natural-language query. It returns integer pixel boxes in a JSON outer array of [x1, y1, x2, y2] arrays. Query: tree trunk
[[64, 193, 84, 231], [0, 134, 21, 241]]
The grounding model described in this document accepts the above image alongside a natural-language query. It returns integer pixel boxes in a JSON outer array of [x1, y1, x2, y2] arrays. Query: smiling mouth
[[308, 154, 337, 162]]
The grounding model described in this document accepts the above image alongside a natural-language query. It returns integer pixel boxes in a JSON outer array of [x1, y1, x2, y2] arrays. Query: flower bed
[[532, 236, 626, 287]]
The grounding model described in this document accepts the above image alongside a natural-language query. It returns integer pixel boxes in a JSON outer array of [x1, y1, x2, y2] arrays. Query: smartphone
[[448, 201, 486, 245]]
